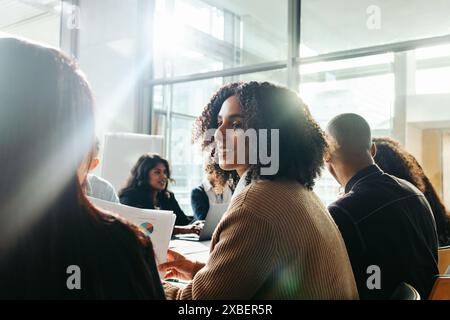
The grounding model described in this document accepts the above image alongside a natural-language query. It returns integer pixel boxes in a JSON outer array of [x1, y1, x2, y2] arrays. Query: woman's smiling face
[[214, 95, 249, 176], [148, 162, 168, 191]]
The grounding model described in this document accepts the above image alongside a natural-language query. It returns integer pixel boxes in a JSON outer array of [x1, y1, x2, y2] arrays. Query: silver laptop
[[176, 203, 229, 241]]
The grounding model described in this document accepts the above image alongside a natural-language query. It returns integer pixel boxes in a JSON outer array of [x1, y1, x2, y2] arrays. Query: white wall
[[77, 0, 141, 137], [407, 93, 450, 128], [406, 124, 423, 163]]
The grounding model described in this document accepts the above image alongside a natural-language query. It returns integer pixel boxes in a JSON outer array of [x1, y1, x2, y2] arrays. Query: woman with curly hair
[[190, 155, 235, 220], [159, 81, 358, 300], [373, 137, 450, 246]]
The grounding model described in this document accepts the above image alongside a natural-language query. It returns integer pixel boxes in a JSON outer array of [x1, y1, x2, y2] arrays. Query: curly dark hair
[[374, 137, 450, 246], [205, 162, 230, 186], [192, 81, 327, 189], [204, 150, 239, 190]]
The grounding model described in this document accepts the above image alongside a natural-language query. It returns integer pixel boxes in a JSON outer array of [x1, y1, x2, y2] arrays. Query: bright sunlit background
[[3, 0, 450, 214]]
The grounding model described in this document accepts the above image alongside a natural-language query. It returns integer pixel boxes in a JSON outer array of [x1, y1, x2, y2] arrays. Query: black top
[[120, 188, 192, 226], [328, 165, 439, 300], [191, 185, 209, 220], [0, 212, 165, 299]]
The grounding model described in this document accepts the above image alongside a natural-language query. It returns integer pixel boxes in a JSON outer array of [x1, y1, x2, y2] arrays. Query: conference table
[[169, 239, 211, 263]]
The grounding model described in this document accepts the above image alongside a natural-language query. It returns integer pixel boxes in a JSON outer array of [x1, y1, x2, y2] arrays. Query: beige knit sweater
[[164, 179, 359, 299]]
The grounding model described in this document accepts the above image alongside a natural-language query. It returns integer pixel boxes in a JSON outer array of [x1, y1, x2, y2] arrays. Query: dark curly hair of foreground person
[[204, 153, 239, 190], [192, 81, 327, 190]]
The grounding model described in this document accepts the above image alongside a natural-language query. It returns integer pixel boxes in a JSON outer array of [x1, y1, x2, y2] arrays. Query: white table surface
[[169, 239, 211, 263]]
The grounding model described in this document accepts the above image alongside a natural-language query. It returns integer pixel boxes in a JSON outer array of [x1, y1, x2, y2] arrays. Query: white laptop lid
[[174, 203, 229, 241], [199, 203, 229, 241]]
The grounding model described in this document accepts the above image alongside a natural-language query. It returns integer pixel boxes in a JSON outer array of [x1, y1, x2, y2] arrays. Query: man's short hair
[[327, 113, 372, 153]]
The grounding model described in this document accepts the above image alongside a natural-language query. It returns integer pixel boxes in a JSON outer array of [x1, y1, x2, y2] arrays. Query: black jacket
[[328, 165, 439, 300], [191, 185, 209, 220], [119, 188, 192, 226]]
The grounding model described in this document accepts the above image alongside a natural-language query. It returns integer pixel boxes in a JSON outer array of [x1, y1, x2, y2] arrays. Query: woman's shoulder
[[157, 190, 177, 206], [191, 185, 207, 198], [119, 187, 145, 205], [229, 179, 318, 218], [158, 190, 174, 200], [166, 190, 175, 197], [191, 184, 206, 193], [238, 179, 308, 201], [119, 187, 140, 197], [163, 190, 185, 203]]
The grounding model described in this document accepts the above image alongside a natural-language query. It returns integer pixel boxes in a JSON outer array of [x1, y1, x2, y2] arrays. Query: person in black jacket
[[119, 153, 194, 230], [325, 113, 439, 300], [191, 160, 234, 220], [373, 137, 450, 246]]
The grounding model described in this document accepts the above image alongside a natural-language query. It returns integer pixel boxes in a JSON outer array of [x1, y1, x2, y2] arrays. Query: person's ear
[[324, 147, 333, 163], [89, 157, 100, 171], [370, 143, 377, 158]]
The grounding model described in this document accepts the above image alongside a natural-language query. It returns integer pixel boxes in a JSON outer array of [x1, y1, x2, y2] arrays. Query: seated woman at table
[[158, 81, 358, 300], [119, 153, 197, 234], [191, 156, 234, 220]]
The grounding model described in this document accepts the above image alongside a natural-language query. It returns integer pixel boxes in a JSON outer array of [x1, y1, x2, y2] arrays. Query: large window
[[300, 0, 450, 57], [169, 116, 205, 212], [300, 54, 394, 132], [297, 0, 450, 205], [150, 0, 450, 212], [415, 44, 450, 94], [153, 0, 288, 78]]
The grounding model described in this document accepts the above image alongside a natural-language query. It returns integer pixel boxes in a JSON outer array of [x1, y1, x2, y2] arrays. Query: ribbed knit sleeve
[[164, 180, 358, 300], [166, 206, 276, 299]]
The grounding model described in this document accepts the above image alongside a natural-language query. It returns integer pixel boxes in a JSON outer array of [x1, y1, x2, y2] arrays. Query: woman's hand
[[158, 249, 203, 281], [173, 224, 202, 236]]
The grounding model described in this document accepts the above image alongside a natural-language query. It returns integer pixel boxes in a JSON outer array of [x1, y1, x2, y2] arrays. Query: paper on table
[[88, 197, 176, 264], [169, 239, 210, 255]]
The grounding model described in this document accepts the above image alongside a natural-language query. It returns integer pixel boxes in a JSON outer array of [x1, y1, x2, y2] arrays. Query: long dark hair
[[0, 37, 164, 299], [192, 81, 327, 189], [373, 137, 450, 246], [119, 153, 172, 196]]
